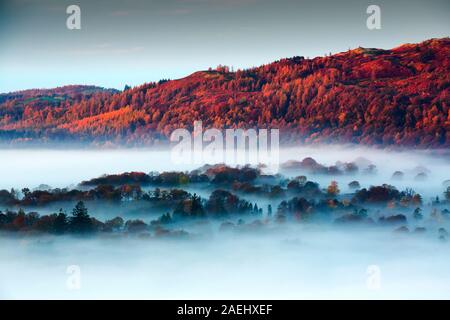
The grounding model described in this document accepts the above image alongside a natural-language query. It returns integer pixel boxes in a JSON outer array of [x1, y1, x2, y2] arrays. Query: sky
[[0, 0, 448, 93]]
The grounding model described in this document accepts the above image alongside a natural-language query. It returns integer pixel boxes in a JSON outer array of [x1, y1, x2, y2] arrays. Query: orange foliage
[[0, 38, 449, 147]]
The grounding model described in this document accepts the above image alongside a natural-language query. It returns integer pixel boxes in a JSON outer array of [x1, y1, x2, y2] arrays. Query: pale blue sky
[[0, 0, 448, 93]]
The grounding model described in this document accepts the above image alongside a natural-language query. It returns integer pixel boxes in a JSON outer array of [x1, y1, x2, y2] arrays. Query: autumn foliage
[[0, 38, 448, 147]]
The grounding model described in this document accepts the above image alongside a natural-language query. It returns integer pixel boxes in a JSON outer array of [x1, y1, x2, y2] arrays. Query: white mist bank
[[0, 225, 449, 299], [0, 145, 449, 300], [0, 146, 448, 199]]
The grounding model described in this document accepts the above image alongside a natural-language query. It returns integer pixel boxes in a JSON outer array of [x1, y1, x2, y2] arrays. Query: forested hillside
[[1, 38, 448, 147]]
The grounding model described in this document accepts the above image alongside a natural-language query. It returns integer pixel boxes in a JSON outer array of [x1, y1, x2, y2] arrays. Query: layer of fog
[[0, 145, 449, 299], [1, 225, 449, 299], [0, 146, 448, 199]]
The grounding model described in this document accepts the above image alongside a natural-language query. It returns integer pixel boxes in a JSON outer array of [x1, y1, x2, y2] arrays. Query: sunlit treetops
[[0, 38, 448, 147]]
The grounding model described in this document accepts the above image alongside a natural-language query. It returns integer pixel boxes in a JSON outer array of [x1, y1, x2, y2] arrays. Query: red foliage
[[0, 38, 448, 147]]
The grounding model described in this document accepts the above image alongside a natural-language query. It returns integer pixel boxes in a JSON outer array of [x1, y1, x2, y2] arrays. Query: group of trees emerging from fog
[[0, 38, 448, 147], [0, 201, 95, 234], [1, 164, 449, 237]]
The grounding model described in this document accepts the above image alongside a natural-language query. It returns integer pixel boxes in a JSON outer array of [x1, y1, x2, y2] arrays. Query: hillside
[[0, 38, 449, 147]]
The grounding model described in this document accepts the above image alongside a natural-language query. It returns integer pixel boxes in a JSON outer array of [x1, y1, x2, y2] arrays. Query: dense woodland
[[0, 38, 449, 147]]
